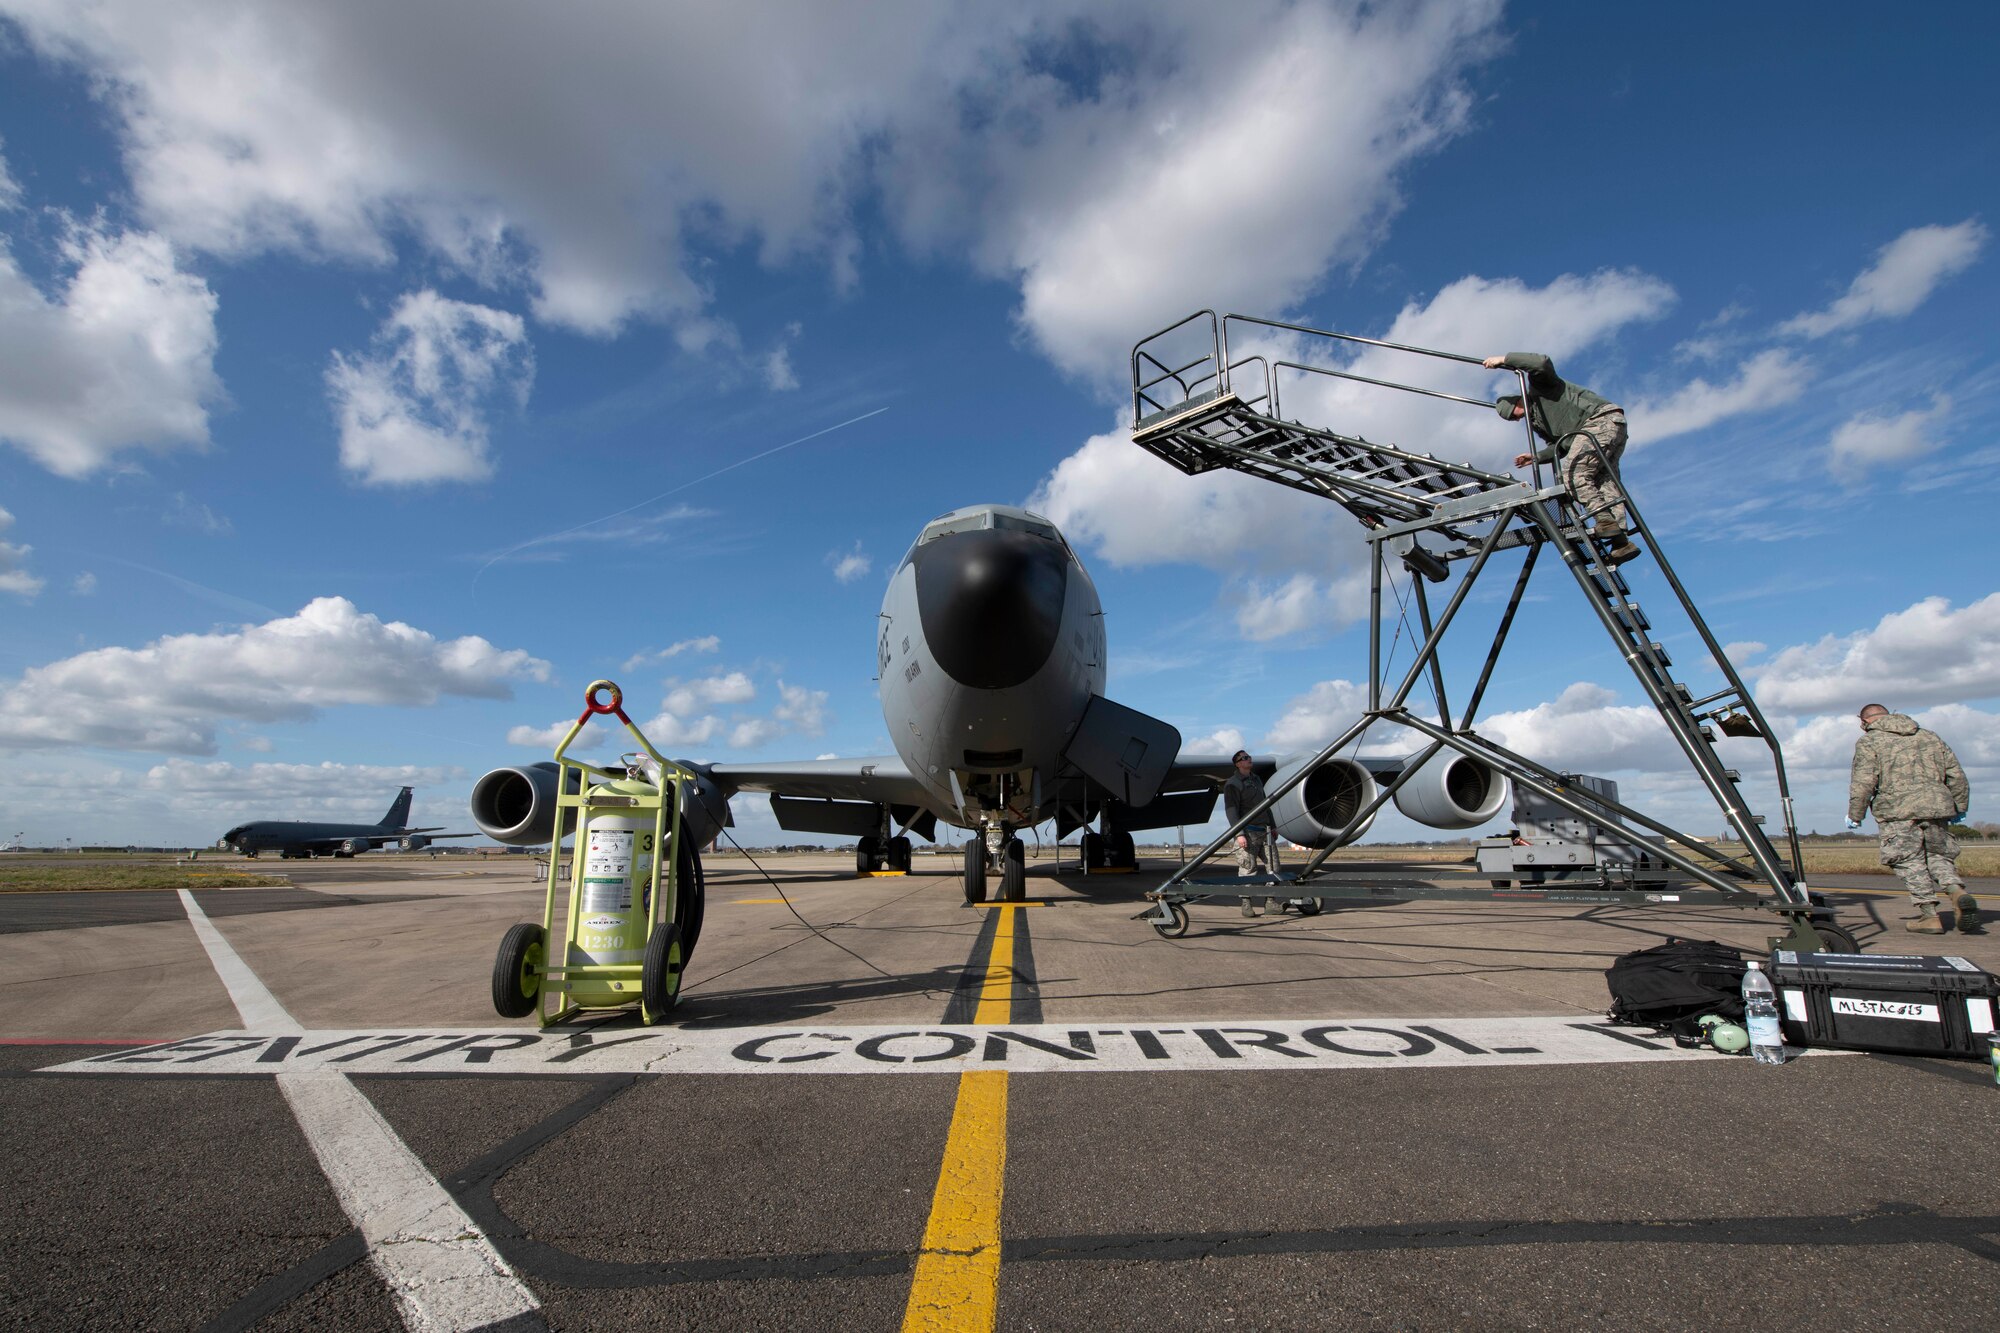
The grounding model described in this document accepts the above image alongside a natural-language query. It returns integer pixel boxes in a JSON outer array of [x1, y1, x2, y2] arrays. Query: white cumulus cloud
[[2, 2, 1502, 382], [1752, 593, 2000, 715], [828, 541, 871, 584], [1780, 219, 1988, 338], [326, 289, 532, 486], [1625, 348, 1812, 444], [621, 636, 721, 673], [0, 596, 551, 754], [0, 218, 222, 477], [1827, 396, 1950, 480], [0, 506, 44, 599]]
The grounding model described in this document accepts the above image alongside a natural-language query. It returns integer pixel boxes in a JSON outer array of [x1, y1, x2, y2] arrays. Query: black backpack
[[1604, 938, 1752, 1040]]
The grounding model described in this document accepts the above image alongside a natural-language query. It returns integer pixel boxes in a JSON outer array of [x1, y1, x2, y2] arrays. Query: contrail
[[473, 405, 889, 590]]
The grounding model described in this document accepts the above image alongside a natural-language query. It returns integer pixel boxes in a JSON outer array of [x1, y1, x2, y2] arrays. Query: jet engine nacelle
[[469, 760, 731, 850], [1267, 755, 1378, 849], [1386, 751, 1509, 830], [339, 838, 366, 856], [400, 835, 432, 852]]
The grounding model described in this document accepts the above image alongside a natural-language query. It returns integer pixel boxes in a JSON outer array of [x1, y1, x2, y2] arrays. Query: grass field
[[0, 864, 290, 893]]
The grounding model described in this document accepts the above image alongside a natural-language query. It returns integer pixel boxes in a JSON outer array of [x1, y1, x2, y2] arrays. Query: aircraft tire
[[641, 922, 685, 1022], [856, 835, 881, 876], [963, 839, 987, 904], [1153, 903, 1190, 938], [491, 922, 546, 1018], [1079, 831, 1103, 869], [1106, 830, 1136, 867], [889, 836, 913, 873], [1001, 838, 1026, 902]]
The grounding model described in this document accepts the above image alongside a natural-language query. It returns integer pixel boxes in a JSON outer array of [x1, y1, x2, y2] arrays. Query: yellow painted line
[[902, 906, 1014, 1332], [969, 901, 1051, 908]]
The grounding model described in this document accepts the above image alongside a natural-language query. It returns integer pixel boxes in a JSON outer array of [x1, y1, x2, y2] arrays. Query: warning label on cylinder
[[584, 828, 634, 881]]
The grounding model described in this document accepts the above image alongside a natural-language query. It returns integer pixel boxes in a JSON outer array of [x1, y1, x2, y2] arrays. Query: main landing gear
[[964, 828, 1026, 903], [1079, 828, 1138, 872], [856, 833, 913, 875]]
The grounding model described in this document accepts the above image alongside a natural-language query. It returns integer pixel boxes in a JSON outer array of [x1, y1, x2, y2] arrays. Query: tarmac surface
[[3, 850, 1996, 1331]]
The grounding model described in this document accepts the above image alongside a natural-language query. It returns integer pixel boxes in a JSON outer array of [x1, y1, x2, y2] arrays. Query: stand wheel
[[1811, 922, 1859, 953], [1000, 838, 1026, 902], [491, 922, 545, 1018], [963, 838, 987, 904], [1295, 898, 1323, 917], [641, 922, 685, 1022], [1153, 903, 1190, 938]]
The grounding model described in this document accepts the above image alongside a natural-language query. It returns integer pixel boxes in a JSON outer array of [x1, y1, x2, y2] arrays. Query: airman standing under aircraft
[[1485, 352, 1641, 565], [1224, 749, 1276, 917], [1846, 703, 1982, 934]]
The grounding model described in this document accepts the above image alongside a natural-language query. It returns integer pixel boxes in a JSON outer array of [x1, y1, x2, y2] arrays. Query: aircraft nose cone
[[913, 528, 1068, 689]]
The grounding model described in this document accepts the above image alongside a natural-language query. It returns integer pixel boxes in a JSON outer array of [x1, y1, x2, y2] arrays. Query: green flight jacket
[[1848, 713, 1969, 823], [1494, 353, 1620, 464]]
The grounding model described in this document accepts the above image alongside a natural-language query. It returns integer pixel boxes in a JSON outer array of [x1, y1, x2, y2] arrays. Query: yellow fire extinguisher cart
[[491, 680, 695, 1026]]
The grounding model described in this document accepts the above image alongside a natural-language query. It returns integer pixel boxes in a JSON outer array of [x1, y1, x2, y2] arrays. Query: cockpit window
[[902, 508, 1067, 571]]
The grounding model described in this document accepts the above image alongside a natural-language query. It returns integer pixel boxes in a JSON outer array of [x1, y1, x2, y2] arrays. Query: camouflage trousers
[[1562, 409, 1629, 529], [1234, 827, 1274, 876], [1878, 818, 1963, 908]]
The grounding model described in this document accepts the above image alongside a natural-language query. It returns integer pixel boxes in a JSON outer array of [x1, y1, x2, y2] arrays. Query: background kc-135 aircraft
[[469, 504, 1508, 901], [219, 786, 476, 859]]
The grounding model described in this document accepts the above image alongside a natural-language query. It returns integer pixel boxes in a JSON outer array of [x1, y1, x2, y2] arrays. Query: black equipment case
[[1768, 950, 2000, 1059]]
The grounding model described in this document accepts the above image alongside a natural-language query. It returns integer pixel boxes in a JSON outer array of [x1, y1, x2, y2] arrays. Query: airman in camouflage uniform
[[1486, 352, 1641, 565], [1847, 704, 1981, 934], [1224, 750, 1278, 917]]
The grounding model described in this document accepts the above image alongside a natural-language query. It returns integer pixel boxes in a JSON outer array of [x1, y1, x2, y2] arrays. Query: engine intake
[[1387, 751, 1509, 830], [1267, 756, 1378, 849], [469, 759, 730, 849]]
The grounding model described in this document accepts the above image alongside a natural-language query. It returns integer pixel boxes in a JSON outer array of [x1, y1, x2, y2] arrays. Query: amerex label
[[1832, 996, 1938, 1024]]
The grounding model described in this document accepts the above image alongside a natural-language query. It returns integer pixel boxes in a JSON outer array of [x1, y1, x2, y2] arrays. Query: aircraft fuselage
[[877, 505, 1105, 833]]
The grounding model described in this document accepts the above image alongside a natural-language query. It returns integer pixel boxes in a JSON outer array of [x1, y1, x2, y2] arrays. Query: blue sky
[[1, 2, 1996, 850]]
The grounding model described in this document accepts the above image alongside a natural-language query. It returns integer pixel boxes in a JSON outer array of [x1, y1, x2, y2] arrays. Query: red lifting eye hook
[[579, 679, 632, 726]]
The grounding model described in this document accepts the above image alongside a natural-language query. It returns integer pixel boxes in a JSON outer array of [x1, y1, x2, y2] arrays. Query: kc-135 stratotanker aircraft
[[219, 786, 476, 859], [468, 503, 1508, 901]]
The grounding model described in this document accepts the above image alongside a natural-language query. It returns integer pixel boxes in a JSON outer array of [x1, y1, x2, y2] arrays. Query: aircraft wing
[[703, 756, 945, 840], [705, 756, 933, 807]]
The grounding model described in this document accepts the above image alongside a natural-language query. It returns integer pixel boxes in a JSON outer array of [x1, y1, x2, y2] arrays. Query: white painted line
[[48, 1016, 1808, 1077], [174, 890, 540, 1332], [176, 889, 296, 1032]]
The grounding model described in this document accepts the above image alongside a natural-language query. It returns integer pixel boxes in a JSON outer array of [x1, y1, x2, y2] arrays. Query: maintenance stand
[[1128, 311, 1844, 951]]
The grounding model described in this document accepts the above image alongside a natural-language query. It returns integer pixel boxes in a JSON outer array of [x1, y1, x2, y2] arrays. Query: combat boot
[[1596, 523, 1643, 565], [1904, 906, 1945, 935], [1954, 893, 1985, 934]]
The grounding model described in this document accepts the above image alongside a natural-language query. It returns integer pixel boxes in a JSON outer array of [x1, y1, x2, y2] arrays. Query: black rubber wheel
[[641, 922, 685, 1022], [1079, 831, 1103, 869], [1295, 897, 1323, 917], [491, 922, 546, 1018], [1153, 903, 1190, 938], [856, 834, 881, 875], [889, 835, 913, 873], [1811, 922, 1859, 953], [1106, 830, 1136, 867], [963, 838, 987, 904], [1000, 838, 1026, 902]]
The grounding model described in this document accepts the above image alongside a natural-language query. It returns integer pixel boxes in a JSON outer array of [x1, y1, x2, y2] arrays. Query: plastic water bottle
[[1742, 961, 1784, 1066]]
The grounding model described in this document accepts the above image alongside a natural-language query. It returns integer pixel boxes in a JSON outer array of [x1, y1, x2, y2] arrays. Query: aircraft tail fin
[[381, 787, 415, 829]]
